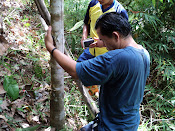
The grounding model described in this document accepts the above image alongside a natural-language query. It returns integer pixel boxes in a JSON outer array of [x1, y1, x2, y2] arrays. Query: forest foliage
[[0, 0, 174, 130]]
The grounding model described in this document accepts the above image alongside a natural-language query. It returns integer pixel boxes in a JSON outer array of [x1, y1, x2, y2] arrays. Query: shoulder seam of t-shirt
[[89, 0, 98, 7]]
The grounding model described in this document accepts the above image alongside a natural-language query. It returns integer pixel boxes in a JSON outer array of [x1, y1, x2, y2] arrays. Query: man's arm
[[81, 24, 90, 49], [45, 26, 78, 79]]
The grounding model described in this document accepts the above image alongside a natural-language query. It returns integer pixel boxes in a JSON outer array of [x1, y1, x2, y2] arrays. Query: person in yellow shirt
[[77, 0, 128, 96]]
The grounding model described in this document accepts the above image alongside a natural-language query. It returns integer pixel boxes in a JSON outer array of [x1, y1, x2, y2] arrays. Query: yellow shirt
[[84, 0, 128, 56]]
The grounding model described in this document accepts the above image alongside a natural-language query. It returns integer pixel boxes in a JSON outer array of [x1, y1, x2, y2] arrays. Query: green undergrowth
[[0, 0, 174, 130]]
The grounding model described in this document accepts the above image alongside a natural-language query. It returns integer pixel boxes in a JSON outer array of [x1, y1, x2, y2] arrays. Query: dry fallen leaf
[[16, 109, 26, 118], [0, 35, 8, 43], [11, 97, 27, 117], [0, 84, 6, 94], [19, 30, 24, 37], [44, 127, 56, 131], [18, 41, 24, 45], [26, 113, 33, 124], [0, 100, 9, 111], [32, 115, 40, 124], [20, 123, 30, 128], [0, 43, 6, 56], [0, 115, 8, 121]]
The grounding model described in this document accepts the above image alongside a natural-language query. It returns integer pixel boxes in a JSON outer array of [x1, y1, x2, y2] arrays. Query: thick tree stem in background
[[49, 0, 65, 129], [75, 80, 99, 118], [34, 0, 51, 26]]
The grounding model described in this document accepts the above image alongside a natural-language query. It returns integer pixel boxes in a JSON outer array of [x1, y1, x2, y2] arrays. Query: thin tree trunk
[[34, 0, 99, 119], [49, 0, 65, 129]]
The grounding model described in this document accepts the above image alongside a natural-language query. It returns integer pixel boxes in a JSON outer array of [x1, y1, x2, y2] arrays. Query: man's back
[[76, 46, 150, 130]]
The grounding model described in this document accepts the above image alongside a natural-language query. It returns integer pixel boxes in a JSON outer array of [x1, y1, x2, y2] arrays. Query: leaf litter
[[0, 0, 89, 130]]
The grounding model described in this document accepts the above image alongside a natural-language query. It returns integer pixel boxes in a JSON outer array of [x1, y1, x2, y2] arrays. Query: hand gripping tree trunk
[[50, 0, 65, 129], [34, 0, 99, 123]]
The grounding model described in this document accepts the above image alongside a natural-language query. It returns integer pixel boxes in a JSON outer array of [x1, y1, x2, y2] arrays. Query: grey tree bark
[[50, 0, 65, 130], [49, 0, 65, 129], [34, 0, 65, 129], [34, 0, 99, 123], [34, 0, 51, 26]]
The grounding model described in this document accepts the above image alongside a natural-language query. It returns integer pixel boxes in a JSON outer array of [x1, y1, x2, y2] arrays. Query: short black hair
[[95, 12, 131, 38]]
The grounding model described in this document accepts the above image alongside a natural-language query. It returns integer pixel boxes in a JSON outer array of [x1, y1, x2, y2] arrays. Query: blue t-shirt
[[76, 46, 150, 130]]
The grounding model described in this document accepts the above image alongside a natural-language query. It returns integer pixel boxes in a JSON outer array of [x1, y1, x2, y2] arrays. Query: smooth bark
[[49, 0, 65, 129], [34, 0, 99, 120]]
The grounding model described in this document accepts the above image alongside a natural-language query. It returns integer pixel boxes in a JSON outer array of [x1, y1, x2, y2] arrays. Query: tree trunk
[[34, 0, 51, 26], [34, 0, 99, 120], [49, 0, 65, 129]]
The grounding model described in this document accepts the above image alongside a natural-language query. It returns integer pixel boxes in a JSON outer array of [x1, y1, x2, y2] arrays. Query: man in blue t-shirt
[[45, 12, 150, 130], [78, 0, 128, 96]]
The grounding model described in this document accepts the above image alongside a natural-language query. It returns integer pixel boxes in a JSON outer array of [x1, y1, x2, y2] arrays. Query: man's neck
[[120, 36, 140, 49], [102, 0, 114, 9]]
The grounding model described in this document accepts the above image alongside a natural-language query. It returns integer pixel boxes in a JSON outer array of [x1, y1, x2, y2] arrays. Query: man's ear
[[112, 31, 120, 41]]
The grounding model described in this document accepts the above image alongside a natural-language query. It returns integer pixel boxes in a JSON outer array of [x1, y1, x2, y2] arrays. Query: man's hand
[[45, 26, 55, 53], [89, 37, 105, 48], [81, 37, 86, 49], [81, 24, 89, 49], [44, 26, 78, 78]]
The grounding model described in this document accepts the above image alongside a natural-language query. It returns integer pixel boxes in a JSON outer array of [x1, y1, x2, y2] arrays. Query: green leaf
[[140, 28, 152, 39], [145, 14, 149, 22], [16, 128, 23, 131], [3, 76, 19, 100], [171, 36, 175, 45], [4, 17, 11, 25], [129, 14, 135, 22], [152, 0, 156, 7], [2, 62, 12, 72], [69, 20, 84, 32], [24, 23, 31, 27], [160, 0, 163, 3], [21, 125, 40, 131], [162, 44, 169, 53], [144, 41, 154, 51]]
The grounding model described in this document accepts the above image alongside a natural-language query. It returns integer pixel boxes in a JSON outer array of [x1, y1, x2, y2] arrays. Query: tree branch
[[34, 0, 99, 118]]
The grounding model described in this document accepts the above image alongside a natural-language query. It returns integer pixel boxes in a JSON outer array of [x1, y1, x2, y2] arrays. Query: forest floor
[[1, 1, 174, 131], [0, 1, 88, 130]]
